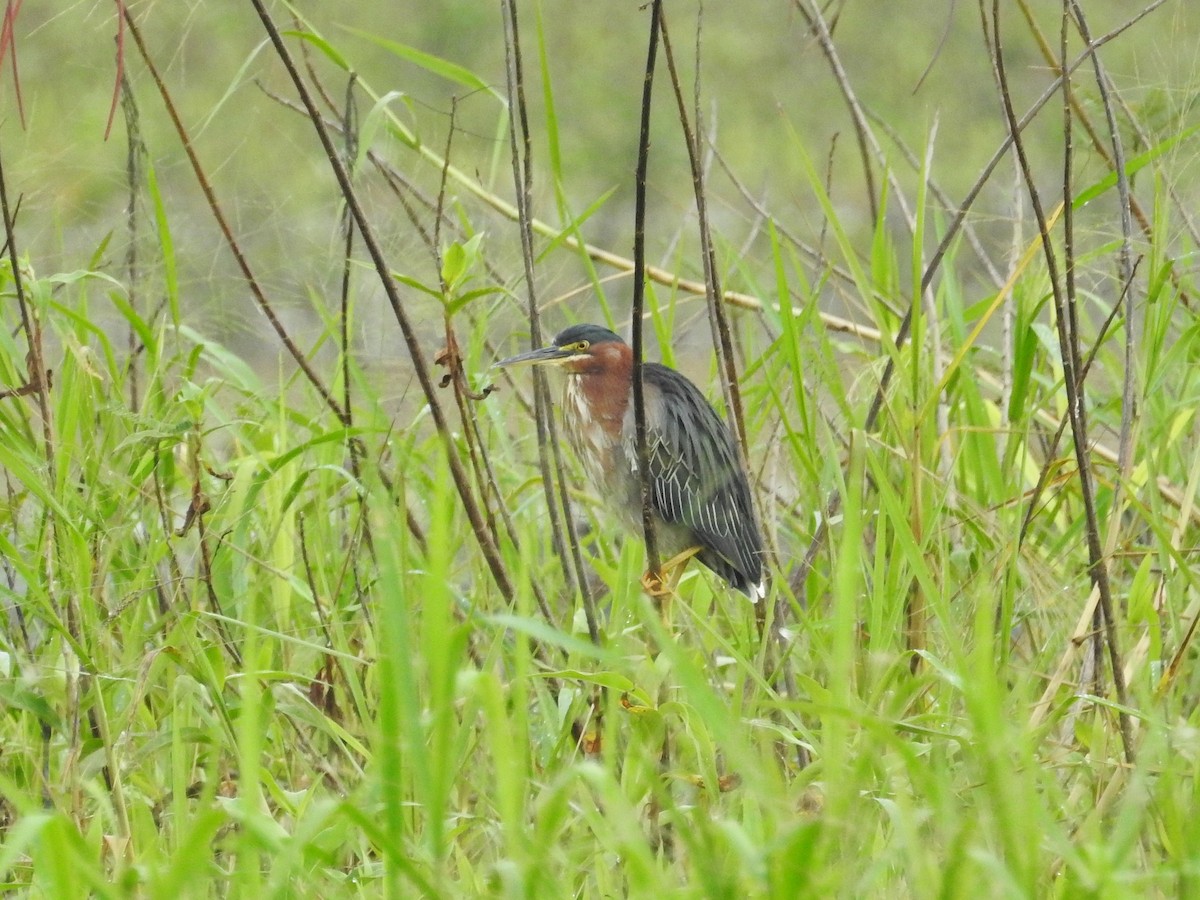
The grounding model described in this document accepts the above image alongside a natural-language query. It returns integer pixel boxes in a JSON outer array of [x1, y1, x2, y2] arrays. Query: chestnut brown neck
[[567, 341, 632, 427]]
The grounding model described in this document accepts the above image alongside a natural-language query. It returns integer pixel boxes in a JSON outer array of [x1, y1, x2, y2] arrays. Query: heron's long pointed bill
[[493, 345, 573, 369]]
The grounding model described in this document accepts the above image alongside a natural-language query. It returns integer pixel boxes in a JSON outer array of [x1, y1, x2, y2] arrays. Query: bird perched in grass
[[497, 324, 764, 599]]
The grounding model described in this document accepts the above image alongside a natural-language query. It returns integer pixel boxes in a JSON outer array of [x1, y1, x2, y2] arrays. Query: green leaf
[[174, 325, 262, 393], [539, 669, 636, 692], [392, 272, 443, 300], [441, 232, 485, 297], [107, 289, 157, 359], [445, 286, 504, 317], [342, 27, 495, 95], [356, 90, 413, 169], [146, 162, 179, 326], [282, 30, 350, 71], [0, 680, 62, 729], [1073, 122, 1200, 208], [482, 614, 617, 662], [441, 242, 467, 290]]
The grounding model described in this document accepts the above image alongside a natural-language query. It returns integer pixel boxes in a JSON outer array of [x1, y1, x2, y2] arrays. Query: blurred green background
[[4, 1, 1198, 366]]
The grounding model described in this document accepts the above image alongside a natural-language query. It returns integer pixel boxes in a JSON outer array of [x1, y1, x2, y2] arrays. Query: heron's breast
[[563, 376, 633, 499]]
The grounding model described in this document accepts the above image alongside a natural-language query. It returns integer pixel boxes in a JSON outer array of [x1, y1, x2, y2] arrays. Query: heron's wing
[[634, 364, 762, 593]]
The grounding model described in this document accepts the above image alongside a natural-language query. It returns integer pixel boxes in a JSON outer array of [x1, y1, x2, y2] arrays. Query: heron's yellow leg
[[641, 546, 702, 621], [661, 546, 701, 589]]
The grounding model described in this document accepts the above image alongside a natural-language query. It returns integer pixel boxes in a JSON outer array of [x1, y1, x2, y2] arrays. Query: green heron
[[497, 324, 764, 599]]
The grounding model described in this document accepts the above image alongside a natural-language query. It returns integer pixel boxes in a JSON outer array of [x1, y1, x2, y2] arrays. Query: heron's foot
[[640, 569, 672, 599], [640, 547, 703, 619], [640, 569, 674, 622]]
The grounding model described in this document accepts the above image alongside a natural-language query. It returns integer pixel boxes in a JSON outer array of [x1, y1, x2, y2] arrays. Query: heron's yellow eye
[[571, 340, 590, 352]]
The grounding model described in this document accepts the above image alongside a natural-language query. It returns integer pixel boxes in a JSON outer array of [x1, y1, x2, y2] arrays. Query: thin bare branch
[[991, 0, 1133, 762], [247, 0, 517, 603], [501, 0, 599, 643], [632, 0, 665, 585], [123, 11, 348, 426]]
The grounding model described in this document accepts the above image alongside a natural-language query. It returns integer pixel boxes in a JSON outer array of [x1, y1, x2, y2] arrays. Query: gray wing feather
[[635, 364, 762, 593]]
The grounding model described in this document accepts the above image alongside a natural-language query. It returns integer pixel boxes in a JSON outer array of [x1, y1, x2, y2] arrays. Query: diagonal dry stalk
[[989, 0, 1133, 764], [1017, 267, 1138, 553], [1065, 0, 1140, 567], [247, 0, 517, 604], [429, 100, 561, 632], [1014, 0, 1183, 263], [123, 11, 348, 427], [656, 7, 748, 461]]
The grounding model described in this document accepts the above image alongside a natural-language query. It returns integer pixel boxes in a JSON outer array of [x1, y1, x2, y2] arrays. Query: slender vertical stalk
[[500, 0, 599, 643], [631, 0, 664, 583], [120, 74, 143, 411]]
